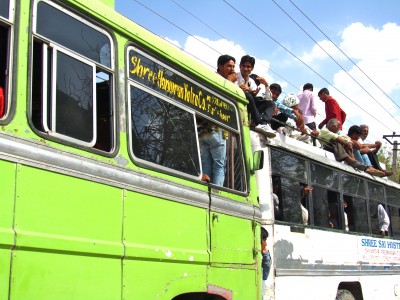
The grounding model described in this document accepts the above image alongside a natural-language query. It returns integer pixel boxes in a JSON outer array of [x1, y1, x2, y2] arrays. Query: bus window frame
[[30, 0, 116, 153], [0, 0, 14, 121], [126, 46, 247, 191], [127, 81, 202, 180], [41, 43, 97, 147]]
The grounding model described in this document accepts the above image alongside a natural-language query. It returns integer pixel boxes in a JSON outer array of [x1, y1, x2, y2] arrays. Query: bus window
[[388, 206, 400, 238], [129, 86, 200, 176], [351, 197, 369, 234], [279, 177, 308, 225], [342, 173, 365, 197], [127, 48, 245, 190], [31, 1, 114, 151], [272, 176, 282, 221], [312, 187, 340, 229], [0, 1, 10, 19], [328, 194, 341, 230], [271, 150, 307, 181], [311, 163, 339, 189]]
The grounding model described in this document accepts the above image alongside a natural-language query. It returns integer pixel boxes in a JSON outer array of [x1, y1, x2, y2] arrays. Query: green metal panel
[[10, 164, 124, 299], [208, 265, 260, 299], [10, 251, 121, 300], [98, 0, 114, 8], [123, 260, 207, 299], [0, 161, 16, 300], [123, 191, 209, 298], [210, 212, 256, 264]]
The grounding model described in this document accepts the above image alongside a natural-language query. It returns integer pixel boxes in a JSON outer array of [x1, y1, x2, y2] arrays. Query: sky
[[115, 0, 400, 153]]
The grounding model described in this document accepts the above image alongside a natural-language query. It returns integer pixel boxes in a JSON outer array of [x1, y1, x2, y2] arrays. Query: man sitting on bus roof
[[311, 119, 385, 177], [346, 125, 393, 177]]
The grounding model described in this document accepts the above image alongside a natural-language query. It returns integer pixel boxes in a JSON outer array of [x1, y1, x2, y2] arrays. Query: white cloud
[[164, 37, 181, 48], [300, 40, 340, 63], [300, 22, 400, 141]]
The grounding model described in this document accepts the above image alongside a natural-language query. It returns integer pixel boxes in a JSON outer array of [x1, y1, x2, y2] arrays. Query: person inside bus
[[311, 118, 385, 177], [300, 185, 312, 225], [343, 198, 351, 232], [236, 55, 276, 138], [378, 203, 390, 237], [272, 176, 281, 220], [328, 201, 340, 229]]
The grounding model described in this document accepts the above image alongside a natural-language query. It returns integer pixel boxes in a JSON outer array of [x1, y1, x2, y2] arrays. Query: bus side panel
[[10, 165, 123, 300], [123, 192, 209, 298], [209, 212, 259, 298], [0, 161, 16, 300], [210, 213, 255, 264], [208, 265, 259, 300]]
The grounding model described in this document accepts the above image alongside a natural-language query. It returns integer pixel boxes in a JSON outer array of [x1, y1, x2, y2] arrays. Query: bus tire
[[336, 289, 356, 300]]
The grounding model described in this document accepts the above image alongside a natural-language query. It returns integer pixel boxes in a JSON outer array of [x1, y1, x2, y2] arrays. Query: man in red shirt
[[317, 88, 346, 130]]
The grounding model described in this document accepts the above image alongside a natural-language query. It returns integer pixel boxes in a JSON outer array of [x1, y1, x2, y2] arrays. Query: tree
[[377, 146, 400, 183]]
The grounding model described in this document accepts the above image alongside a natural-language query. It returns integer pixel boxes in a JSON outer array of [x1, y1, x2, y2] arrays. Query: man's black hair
[[303, 83, 313, 91], [348, 125, 362, 136], [249, 74, 260, 86], [217, 54, 235, 69], [270, 83, 282, 93], [318, 87, 329, 96], [240, 55, 255, 68], [261, 227, 268, 240]]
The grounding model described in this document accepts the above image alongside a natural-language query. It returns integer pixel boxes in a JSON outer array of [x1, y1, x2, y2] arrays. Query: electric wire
[[288, 0, 400, 111], [272, 0, 400, 127], [222, 0, 394, 134]]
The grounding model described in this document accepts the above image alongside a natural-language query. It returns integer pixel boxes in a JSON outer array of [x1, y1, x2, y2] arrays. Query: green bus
[[0, 0, 262, 299]]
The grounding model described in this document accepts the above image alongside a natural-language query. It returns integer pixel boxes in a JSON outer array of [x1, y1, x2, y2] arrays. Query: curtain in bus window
[[130, 86, 200, 176], [36, 2, 111, 68], [271, 150, 307, 181], [0, 1, 9, 19], [54, 52, 94, 143]]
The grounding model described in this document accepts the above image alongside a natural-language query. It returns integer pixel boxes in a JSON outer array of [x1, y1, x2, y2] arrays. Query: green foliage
[[377, 146, 400, 183]]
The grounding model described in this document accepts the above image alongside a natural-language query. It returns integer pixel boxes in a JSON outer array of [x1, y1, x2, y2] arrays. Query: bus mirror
[[252, 150, 264, 174]]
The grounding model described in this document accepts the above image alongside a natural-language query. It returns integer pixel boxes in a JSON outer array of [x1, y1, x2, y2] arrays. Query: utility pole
[[383, 132, 400, 182]]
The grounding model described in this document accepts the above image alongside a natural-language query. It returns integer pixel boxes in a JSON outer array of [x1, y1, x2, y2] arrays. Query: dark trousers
[[368, 152, 382, 170], [306, 122, 316, 130], [246, 93, 275, 125]]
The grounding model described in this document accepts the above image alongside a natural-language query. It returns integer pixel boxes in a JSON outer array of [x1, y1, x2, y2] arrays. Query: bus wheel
[[336, 289, 355, 300]]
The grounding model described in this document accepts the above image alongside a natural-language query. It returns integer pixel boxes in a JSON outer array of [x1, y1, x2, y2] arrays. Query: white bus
[[252, 131, 400, 300]]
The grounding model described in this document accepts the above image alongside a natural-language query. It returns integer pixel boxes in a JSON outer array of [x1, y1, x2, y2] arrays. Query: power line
[[122, 0, 389, 141], [132, 0, 219, 70], [272, 0, 400, 127], [288, 0, 400, 112], [221, 0, 394, 134]]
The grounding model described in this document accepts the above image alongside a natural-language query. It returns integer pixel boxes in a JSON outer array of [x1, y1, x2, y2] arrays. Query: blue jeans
[[199, 129, 226, 186], [354, 149, 372, 166]]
